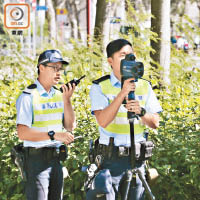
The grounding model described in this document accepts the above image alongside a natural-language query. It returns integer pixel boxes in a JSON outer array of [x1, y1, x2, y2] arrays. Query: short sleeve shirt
[[16, 80, 63, 147], [89, 72, 162, 146]]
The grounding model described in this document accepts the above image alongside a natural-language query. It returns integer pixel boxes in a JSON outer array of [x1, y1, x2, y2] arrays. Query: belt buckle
[[118, 146, 129, 157]]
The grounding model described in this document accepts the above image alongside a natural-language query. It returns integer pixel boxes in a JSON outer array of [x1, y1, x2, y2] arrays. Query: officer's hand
[[125, 99, 141, 114], [121, 78, 136, 97], [54, 132, 74, 145], [61, 83, 76, 100]]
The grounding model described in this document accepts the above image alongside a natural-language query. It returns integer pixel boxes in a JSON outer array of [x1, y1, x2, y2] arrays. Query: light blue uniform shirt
[[16, 80, 63, 147], [90, 72, 162, 147]]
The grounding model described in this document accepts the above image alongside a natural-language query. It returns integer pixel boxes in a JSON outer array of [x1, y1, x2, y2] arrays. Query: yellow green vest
[[21, 84, 64, 147], [99, 78, 149, 135], [30, 88, 64, 132]]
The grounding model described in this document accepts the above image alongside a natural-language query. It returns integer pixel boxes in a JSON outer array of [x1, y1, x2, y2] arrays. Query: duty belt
[[25, 147, 58, 161], [97, 141, 154, 161], [97, 144, 139, 158]]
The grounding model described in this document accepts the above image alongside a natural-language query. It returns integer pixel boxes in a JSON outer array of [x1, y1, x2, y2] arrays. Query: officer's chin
[[54, 78, 60, 84]]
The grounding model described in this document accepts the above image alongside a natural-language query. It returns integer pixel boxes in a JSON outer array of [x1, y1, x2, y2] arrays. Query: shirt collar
[[110, 72, 121, 88], [35, 79, 55, 97]]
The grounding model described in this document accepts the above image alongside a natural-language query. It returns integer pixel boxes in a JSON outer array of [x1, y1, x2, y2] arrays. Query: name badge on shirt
[[42, 102, 61, 110]]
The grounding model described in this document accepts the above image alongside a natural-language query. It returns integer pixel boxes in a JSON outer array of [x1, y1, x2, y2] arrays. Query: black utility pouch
[[11, 143, 25, 167], [11, 143, 27, 181], [140, 141, 154, 160], [59, 145, 68, 161]]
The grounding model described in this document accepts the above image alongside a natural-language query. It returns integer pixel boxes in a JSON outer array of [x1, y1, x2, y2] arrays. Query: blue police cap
[[37, 49, 69, 66]]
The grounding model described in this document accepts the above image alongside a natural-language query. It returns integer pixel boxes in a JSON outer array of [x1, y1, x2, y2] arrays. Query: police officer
[[16, 49, 76, 200], [87, 39, 162, 199]]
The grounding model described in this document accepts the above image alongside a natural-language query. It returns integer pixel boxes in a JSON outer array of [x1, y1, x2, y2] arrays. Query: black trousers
[[24, 148, 63, 200]]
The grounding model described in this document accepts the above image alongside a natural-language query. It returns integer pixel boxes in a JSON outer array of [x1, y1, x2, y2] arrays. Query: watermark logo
[[4, 4, 30, 29]]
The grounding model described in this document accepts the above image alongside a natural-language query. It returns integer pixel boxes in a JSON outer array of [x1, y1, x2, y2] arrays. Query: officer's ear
[[39, 64, 46, 73], [107, 57, 113, 68]]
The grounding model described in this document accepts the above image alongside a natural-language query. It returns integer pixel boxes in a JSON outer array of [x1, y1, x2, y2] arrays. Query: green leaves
[[149, 63, 200, 199]]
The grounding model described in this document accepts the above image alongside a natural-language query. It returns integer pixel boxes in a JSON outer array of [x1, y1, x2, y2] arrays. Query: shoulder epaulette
[[27, 84, 37, 89], [92, 75, 110, 84], [23, 84, 37, 94]]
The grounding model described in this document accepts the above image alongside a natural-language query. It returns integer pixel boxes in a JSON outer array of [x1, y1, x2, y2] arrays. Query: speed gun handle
[[128, 80, 136, 100], [60, 75, 86, 93]]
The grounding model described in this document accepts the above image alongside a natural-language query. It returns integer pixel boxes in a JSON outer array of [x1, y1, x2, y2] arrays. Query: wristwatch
[[138, 107, 146, 117], [48, 130, 55, 141]]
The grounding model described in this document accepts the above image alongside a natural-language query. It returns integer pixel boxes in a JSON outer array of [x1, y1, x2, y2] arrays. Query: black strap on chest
[[92, 75, 110, 84]]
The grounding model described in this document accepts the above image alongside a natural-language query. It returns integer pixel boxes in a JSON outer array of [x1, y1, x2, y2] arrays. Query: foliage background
[[0, 8, 200, 200]]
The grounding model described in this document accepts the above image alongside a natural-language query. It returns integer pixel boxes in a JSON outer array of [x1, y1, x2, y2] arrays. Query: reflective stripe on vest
[[99, 79, 149, 135], [31, 89, 64, 132]]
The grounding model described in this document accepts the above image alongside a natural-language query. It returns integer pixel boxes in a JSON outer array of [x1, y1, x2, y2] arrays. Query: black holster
[[11, 143, 27, 181], [58, 144, 68, 161]]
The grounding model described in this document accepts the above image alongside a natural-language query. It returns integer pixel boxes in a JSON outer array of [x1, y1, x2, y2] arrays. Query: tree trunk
[[65, 1, 81, 40], [94, 0, 106, 40], [46, 0, 56, 46], [94, 0, 110, 48], [141, 0, 151, 11], [197, 2, 200, 26], [56, 0, 67, 8], [151, 0, 171, 85]]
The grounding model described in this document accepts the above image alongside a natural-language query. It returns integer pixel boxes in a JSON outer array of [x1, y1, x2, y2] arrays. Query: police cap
[[37, 49, 69, 67]]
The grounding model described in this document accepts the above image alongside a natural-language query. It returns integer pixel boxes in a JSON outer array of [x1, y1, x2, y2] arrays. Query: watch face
[[49, 131, 54, 136], [48, 131, 55, 140], [141, 109, 145, 115], [139, 107, 146, 117], [142, 108, 146, 115]]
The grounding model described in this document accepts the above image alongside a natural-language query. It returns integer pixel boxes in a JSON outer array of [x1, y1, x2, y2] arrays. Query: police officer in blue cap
[[87, 39, 162, 199], [16, 49, 76, 200]]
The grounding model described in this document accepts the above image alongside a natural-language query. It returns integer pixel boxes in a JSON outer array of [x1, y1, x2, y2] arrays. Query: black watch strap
[[48, 130, 55, 141], [138, 107, 146, 117]]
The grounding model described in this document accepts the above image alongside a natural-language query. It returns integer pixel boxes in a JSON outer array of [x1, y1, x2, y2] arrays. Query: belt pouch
[[144, 141, 154, 159], [140, 141, 154, 160], [59, 145, 68, 161]]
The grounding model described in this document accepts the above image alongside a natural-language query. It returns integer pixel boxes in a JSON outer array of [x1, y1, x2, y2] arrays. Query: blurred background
[[1, 0, 200, 57]]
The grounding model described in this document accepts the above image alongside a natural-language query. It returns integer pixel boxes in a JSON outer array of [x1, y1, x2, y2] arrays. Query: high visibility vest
[[23, 84, 64, 132], [99, 78, 149, 135], [20, 84, 64, 147]]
